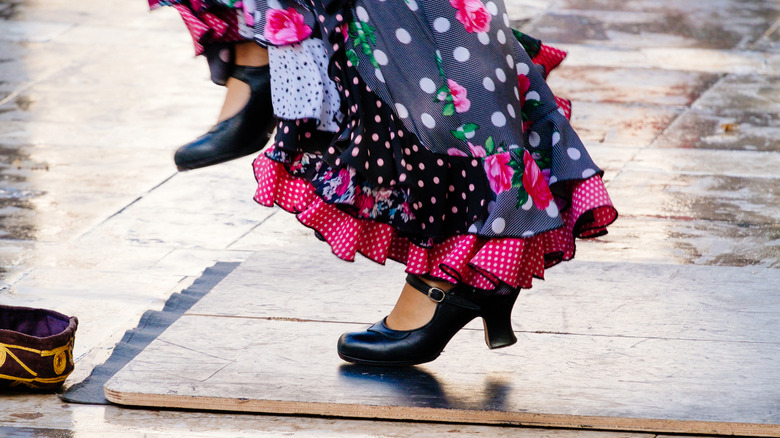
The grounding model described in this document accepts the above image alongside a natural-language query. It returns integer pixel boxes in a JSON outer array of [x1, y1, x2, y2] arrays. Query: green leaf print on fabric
[[515, 188, 530, 209], [346, 49, 360, 66], [429, 55, 457, 117], [451, 123, 479, 141], [506, 156, 531, 209], [521, 100, 543, 122], [348, 21, 378, 68], [426, 53, 473, 125], [530, 145, 552, 171], [485, 136, 496, 155], [509, 157, 524, 189], [512, 29, 542, 58], [442, 102, 456, 116]]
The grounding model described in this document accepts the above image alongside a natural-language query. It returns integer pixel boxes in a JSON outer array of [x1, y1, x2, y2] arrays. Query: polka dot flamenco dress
[[155, 0, 618, 294]]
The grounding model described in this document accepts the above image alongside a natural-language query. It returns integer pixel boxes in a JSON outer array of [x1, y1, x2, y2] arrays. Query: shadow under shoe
[[174, 65, 276, 171], [338, 364, 451, 408], [337, 275, 520, 367]]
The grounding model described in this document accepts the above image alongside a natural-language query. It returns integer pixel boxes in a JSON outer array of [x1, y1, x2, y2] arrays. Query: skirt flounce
[[254, 156, 616, 291]]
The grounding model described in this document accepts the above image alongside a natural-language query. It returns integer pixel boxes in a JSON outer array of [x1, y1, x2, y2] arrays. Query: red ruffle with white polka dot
[[254, 155, 617, 291], [168, 3, 245, 55]]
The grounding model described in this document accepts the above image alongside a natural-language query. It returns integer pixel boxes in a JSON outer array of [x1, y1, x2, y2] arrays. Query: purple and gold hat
[[0, 305, 78, 391]]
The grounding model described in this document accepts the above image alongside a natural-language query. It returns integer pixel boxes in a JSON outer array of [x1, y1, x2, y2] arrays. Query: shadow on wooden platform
[[104, 248, 780, 437]]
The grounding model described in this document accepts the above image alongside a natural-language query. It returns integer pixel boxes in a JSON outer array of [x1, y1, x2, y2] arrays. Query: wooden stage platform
[[104, 247, 780, 436]]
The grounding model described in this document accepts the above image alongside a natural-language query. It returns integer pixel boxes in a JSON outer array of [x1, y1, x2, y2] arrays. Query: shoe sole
[[175, 146, 264, 171], [337, 352, 440, 367]]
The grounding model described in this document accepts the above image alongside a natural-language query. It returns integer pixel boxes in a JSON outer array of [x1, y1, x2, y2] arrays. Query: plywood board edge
[[104, 387, 780, 437]]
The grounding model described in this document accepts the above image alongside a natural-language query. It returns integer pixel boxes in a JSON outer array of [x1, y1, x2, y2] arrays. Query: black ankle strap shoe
[[174, 65, 277, 171], [336, 275, 519, 366]]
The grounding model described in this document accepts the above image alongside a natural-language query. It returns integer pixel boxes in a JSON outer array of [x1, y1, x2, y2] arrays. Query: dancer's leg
[[217, 42, 269, 122]]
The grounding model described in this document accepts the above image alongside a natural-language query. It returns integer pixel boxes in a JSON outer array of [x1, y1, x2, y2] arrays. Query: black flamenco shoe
[[174, 65, 276, 171], [337, 275, 520, 366]]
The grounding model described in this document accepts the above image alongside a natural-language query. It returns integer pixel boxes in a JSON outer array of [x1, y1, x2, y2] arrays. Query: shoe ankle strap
[[405, 275, 480, 311], [230, 65, 270, 90]]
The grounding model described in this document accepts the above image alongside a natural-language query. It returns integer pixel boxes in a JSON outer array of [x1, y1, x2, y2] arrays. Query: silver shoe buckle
[[426, 287, 446, 303]]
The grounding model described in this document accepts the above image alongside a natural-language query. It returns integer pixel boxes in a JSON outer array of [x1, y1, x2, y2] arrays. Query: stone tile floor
[[0, 0, 778, 436]]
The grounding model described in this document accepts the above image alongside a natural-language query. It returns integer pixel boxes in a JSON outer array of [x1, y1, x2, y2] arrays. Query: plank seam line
[[180, 314, 780, 346]]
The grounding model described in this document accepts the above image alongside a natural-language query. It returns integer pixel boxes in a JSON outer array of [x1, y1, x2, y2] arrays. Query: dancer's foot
[[174, 42, 275, 171], [337, 276, 520, 366]]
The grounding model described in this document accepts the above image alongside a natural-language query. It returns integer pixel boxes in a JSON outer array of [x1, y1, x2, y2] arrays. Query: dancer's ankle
[[216, 77, 250, 123], [385, 277, 453, 331], [235, 41, 269, 67]]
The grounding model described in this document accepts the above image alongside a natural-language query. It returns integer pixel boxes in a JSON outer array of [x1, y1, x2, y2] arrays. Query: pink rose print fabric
[[450, 0, 491, 33], [522, 150, 553, 210], [263, 7, 312, 45], [447, 79, 471, 113], [484, 152, 514, 195]]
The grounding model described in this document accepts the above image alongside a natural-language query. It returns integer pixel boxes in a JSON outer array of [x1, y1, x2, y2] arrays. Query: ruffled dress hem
[[254, 155, 617, 292]]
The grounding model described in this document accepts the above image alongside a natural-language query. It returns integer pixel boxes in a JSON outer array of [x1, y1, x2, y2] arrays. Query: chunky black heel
[[174, 65, 276, 171], [479, 289, 519, 349], [336, 275, 518, 366]]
